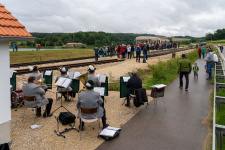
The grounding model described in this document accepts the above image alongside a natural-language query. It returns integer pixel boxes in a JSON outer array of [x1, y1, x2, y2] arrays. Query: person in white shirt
[[213, 52, 218, 64], [127, 45, 131, 59]]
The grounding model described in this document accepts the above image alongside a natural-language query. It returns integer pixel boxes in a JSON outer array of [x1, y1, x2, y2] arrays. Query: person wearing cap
[[23, 76, 53, 117], [55, 67, 75, 101], [178, 54, 192, 91], [77, 80, 109, 130], [29, 66, 48, 91], [205, 49, 214, 80], [29, 66, 42, 80], [126, 71, 142, 107], [88, 65, 101, 87]]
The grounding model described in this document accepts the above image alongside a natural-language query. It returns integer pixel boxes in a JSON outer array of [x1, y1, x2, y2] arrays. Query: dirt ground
[[11, 48, 195, 150]]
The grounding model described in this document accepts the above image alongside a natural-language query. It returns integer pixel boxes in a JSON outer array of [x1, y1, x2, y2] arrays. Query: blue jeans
[[143, 54, 147, 63], [202, 53, 205, 58], [207, 62, 214, 79]]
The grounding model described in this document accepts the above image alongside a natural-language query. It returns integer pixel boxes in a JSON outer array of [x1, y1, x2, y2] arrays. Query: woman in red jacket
[[120, 44, 126, 58], [198, 47, 201, 58]]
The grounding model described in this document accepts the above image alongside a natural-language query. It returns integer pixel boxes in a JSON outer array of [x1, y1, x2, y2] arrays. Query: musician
[[126, 71, 142, 107], [55, 67, 76, 102], [77, 80, 109, 130], [29, 65, 48, 91], [23, 76, 53, 117], [29, 66, 41, 80], [88, 65, 101, 87]]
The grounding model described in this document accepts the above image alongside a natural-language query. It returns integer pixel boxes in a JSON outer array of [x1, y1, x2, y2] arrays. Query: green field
[[10, 49, 94, 64]]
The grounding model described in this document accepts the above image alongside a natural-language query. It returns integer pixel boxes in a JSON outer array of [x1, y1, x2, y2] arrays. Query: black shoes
[[36, 112, 41, 117], [185, 89, 188, 91], [179, 86, 183, 89], [43, 112, 53, 118], [125, 104, 130, 107]]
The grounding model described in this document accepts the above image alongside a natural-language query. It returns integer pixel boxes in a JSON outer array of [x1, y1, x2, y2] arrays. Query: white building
[[0, 3, 35, 146]]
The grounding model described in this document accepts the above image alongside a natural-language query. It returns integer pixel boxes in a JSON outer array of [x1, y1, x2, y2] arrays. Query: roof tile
[[0, 3, 32, 37]]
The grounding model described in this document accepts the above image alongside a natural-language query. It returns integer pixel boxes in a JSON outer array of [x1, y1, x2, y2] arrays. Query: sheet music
[[99, 129, 117, 137], [151, 84, 166, 89], [95, 74, 100, 78], [99, 74, 106, 83], [94, 87, 105, 96], [9, 70, 16, 78], [61, 78, 72, 88], [73, 72, 81, 79], [123, 76, 130, 82], [107, 126, 121, 131], [44, 70, 52, 76], [67, 71, 74, 79], [55, 77, 66, 86]]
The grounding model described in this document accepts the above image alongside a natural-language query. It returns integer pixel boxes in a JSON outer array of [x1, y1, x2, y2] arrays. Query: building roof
[[0, 3, 32, 37]]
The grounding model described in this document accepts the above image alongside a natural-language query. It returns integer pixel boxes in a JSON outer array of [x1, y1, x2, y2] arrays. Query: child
[[193, 63, 199, 79], [99, 48, 104, 61]]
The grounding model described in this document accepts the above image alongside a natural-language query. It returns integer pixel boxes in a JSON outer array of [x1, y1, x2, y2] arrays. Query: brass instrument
[[77, 72, 89, 93], [37, 78, 48, 89], [57, 66, 62, 72]]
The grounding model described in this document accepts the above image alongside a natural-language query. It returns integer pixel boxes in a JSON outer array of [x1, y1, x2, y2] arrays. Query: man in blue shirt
[[93, 47, 99, 61], [205, 49, 214, 80]]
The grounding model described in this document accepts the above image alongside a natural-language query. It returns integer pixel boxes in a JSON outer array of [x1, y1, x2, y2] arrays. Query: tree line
[[205, 28, 225, 41]]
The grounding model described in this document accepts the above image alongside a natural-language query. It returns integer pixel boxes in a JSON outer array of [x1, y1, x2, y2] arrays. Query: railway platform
[[97, 59, 212, 150]]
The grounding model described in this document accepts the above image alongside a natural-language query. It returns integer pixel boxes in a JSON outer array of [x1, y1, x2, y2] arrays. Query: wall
[[0, 40, 11, 144]]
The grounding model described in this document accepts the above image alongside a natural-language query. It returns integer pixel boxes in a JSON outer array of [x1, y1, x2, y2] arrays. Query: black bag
[[100, 130, 120, 141], [133, 88, 148, 107], [59, 112, 76, 125]]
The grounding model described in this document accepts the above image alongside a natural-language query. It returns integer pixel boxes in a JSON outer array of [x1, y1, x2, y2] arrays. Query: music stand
[[150, 84, 166, 112], [50, 77, 72, 115]]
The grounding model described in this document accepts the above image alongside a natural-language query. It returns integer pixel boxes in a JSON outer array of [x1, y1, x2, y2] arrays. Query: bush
[[79, 44, 87, 48]]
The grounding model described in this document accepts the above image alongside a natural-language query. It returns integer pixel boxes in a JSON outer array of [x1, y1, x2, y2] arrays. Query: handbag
[[59, 112, 76, 125]]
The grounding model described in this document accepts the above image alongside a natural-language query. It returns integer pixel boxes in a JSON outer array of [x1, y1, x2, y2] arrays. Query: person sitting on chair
[[77, 80, 109, 130], [29, 65, 48, 91], [88, 65, 101, 87], [23, 76, 53, 117], [55, 67, 76, 102], [29, 66, 41, 80], [126, 71, 142, 107]]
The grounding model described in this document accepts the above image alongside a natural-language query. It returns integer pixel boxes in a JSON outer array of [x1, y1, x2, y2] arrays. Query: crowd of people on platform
[[93, 42, 180, 63]]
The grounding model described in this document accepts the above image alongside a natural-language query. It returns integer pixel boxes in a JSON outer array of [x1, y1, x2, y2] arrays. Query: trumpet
[[37, 78, 44, 85]]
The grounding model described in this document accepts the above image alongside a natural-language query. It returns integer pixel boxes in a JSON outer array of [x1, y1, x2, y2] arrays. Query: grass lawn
[[10, 49, 94, 64]]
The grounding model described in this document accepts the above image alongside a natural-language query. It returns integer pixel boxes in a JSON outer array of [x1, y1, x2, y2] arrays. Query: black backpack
[[133, 88, 148, 107], [59, 112, 76, 125]]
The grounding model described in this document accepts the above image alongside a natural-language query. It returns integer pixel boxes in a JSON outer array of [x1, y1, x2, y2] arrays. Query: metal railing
[[213, 47, 225, 150]]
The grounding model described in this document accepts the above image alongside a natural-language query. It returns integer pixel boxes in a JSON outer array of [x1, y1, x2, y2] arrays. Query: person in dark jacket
[[143, 45, 147, 63], [131, 44, 135, 58], [136, 44, 141, 63], [125, 72, 142, 107], [93, 47, 99, 61]]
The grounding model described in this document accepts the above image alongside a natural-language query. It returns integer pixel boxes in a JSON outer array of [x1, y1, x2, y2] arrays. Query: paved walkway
[[97, 59, 212, 150]]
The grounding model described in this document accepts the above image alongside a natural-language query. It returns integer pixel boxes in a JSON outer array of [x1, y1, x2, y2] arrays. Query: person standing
[[15, 44, 18, 51], [120, 44, 126, 59], [127, 45, 131, 59], [99, 48, 104, 61], [202, 46, 206, 58], [193, 63, 199, 79], [220, 46, 224, 53], [36, 43, 38, 51], [110, 44, 115, 57], [205, 49, 214, 80], [117, 45, 121, 58], [178, 54, 192, 91], [12, 43, 15, 52], [198, 46, 201, 58], [38, 44, 41, 51], [143, 45, 147, 63], [93, 46, 99, 61], [131, 44, 134, 58], [136, 44, 141, 63]]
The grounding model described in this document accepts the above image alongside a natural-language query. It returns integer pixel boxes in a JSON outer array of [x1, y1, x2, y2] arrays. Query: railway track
[[15, 59, 124, 75], [14, 46, 195, 75]]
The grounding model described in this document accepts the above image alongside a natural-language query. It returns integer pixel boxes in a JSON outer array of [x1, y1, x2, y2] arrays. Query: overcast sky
[[1, 0, 225, 37]]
